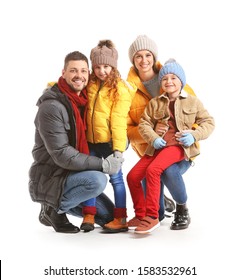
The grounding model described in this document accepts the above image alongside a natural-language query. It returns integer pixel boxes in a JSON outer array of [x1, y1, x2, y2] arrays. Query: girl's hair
[[90, 40, 121, 102], [90, 68, 121, 102]]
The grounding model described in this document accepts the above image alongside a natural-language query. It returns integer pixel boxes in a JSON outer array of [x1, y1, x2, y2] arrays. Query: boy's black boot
[[170, 204, 191, 230]]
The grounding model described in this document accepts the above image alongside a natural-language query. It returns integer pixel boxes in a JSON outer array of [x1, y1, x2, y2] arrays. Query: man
[[29, 51, 123, 233]]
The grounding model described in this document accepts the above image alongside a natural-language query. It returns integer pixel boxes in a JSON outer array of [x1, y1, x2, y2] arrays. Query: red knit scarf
[[58, 76, 89, 154]]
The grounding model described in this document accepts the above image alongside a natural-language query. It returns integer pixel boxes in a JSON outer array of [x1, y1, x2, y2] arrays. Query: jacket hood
[[36, 85, 59, 107]]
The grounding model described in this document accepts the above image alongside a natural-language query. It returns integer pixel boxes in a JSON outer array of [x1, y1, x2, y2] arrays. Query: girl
[[80, 40, 136, 233]]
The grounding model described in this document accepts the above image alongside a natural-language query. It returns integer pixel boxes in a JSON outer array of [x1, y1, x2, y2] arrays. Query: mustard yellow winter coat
[[86, 79, 136, 152], [127, 61, 196, 158]]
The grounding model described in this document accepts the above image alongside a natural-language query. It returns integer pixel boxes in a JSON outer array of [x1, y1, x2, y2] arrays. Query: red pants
[[127, 146, 185, 218]]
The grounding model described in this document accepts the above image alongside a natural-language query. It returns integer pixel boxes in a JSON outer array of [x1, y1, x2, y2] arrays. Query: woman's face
[[133, 50, 155, 74]]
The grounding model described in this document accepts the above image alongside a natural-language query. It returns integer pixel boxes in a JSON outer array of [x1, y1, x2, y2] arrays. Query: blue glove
[[179, 133, 195, 147], [153, 138, 166, 149]]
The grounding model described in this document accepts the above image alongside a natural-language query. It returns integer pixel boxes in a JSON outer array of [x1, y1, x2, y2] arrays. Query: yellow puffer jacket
[[127, 61, 196, 158], [87, 79, 136, 152]]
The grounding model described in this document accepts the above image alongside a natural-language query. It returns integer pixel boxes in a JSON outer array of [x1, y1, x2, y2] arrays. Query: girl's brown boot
[[103, 208, 128, 233], [80, 206, 97, 232]]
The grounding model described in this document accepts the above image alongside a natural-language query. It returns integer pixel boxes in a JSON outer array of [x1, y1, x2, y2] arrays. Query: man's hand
[[102, 154, 124, 175], [114, 151, 123, 158]]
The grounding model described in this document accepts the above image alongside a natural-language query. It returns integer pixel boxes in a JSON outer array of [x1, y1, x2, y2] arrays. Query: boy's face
[[161, 74, 182, 94], [62, 60, 89, 95]]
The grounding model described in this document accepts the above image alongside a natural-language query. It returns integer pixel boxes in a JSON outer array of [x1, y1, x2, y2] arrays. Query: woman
[[126, 35, 196, 229]]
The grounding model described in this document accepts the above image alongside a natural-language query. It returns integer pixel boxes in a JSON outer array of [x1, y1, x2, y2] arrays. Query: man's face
[[62, 60, 89, 95]]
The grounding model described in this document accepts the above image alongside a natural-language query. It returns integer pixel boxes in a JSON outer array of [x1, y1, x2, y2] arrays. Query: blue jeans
[[86, 142, 126, 208], [58, 170, 114, 226], [142, 159, 191, 219]]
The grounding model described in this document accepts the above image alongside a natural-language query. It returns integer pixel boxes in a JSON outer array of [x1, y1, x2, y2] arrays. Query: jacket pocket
[[181, 107, 197, 126]]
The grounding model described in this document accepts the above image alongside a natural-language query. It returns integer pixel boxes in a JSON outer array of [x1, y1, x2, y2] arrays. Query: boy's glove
[[102, 154, 124, 175], [179, 133, 195, 147], [153, 138, 166, 149]]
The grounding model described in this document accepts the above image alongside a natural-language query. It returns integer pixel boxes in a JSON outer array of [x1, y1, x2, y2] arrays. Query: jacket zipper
[[91, 82, 103, 143]]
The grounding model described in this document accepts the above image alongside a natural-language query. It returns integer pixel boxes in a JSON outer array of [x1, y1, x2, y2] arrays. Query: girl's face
[[161, 74, 182, 95], [93, 64, 112, 81], [133, 50, 155, 74]]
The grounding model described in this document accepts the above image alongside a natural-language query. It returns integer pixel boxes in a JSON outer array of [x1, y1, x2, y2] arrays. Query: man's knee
[[90, 172, 108, 194]]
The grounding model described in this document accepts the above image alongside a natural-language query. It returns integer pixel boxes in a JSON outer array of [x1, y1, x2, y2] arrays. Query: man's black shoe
[[39, 204, 51, 226], [40, 204, 80, 233]]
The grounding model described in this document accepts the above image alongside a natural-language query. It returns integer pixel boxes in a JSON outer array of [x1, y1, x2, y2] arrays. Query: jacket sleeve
[[191, 98, 215, 141], [127, 114, 145, 145], [111, 83, 135, 152], [138, 100, 160, 146], [127, 94, 148, 146], [37, 100, 103, 171]]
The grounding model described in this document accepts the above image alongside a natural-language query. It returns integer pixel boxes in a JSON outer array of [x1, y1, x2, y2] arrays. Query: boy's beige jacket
[[127, 61, 197, 158], [139, 91, 215, 160]]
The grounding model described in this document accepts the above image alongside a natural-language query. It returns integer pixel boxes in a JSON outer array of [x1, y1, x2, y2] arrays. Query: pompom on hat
[[158, 58, 186, 89], [90, 40, 118, 68], [128, 35, 158, 63]]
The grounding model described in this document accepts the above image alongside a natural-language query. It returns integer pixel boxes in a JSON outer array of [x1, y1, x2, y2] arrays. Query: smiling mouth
[[73, 79, 84, 85]]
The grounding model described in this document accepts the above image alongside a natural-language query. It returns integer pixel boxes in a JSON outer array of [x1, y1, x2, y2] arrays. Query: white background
[[0, 0, 238, 279]]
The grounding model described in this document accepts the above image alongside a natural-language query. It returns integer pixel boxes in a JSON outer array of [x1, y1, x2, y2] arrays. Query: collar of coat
[[159, 89, 188, 100]]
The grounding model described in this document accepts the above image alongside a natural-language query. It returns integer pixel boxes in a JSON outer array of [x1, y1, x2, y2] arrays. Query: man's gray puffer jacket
[[29, 84, 103, 209]]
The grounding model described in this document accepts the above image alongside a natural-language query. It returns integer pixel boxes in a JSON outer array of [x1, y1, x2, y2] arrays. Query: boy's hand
[[153, 138, 167, 149], [155, 123, 169, 137], [177, 133, 195, 147]]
